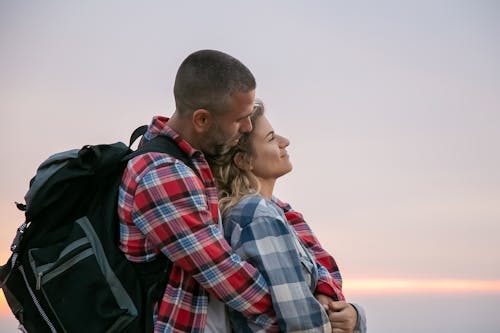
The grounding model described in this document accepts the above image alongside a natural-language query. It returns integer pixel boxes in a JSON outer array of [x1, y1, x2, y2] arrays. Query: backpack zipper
[[19, 265, 58, 333]]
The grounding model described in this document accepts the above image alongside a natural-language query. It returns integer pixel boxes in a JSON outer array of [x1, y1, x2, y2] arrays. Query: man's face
[[202, 90, 255, 156]]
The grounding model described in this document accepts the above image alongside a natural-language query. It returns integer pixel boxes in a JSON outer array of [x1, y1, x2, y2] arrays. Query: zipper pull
[[11, 222, 28, 253], [36, 271, 43, 290]]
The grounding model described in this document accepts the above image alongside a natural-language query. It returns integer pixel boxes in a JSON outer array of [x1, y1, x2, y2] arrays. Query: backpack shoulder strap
[[129, 125, 148, 147], [127, 134, 201, 179]]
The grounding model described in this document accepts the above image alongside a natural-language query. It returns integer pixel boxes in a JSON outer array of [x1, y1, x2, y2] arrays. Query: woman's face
[[248, 115, 292, 181]]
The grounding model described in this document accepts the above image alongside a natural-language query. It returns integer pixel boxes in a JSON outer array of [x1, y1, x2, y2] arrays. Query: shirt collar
[[144, 116, 201, 158]]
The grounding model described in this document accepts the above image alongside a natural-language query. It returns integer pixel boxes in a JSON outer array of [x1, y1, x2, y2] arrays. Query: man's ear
[[234, 152, 252, 171], [192, 109, 212, 133]]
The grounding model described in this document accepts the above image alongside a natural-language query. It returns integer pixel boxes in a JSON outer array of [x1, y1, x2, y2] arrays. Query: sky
[[1, 1, 500, 332]]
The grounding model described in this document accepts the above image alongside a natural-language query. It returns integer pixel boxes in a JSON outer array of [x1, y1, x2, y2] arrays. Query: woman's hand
[[328, 301, 357, 333], [316, 295, 357, 333]]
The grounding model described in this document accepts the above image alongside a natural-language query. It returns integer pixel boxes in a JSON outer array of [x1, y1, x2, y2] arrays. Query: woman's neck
[[258, 178, 275, 200]]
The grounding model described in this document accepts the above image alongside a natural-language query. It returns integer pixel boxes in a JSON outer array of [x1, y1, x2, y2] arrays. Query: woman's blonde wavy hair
[[208, 99, 265, 217]]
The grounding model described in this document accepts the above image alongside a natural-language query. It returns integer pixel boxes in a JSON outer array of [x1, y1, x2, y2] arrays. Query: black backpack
[[0, 126, 198, 333]]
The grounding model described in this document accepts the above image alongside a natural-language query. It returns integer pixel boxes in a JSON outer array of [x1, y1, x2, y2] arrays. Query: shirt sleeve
[[276, 199, 366, 332], [351, 303, 368, 333], [283, 209, 344, 292], [272, 198, 343, 282], [230, 210, 331, 333], [315, 263, 345, 301], [131, 160, 276, 327]]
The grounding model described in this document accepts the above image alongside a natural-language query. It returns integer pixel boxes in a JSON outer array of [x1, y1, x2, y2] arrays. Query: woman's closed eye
[[266, 131, 275, 142]]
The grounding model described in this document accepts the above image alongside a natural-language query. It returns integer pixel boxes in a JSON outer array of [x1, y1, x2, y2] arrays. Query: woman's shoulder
[[225, 194, 284, 228]]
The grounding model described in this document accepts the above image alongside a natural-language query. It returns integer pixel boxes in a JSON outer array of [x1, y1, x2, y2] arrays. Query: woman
[[209, 100, 366, 332]]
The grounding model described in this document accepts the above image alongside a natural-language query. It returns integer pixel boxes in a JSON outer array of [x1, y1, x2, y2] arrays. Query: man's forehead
[[226, 91, 255, 116]]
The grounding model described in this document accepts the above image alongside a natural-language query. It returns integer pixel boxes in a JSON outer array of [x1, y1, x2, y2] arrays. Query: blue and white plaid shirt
[[223, 194, 333, 332]]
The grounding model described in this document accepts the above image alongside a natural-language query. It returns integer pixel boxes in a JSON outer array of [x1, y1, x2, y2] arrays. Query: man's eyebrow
[[237, 110, 254, 120]]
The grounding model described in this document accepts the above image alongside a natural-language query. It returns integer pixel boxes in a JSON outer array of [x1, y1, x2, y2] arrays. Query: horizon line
[[2, 278, 500, 317], [343, 278, 500, 294]]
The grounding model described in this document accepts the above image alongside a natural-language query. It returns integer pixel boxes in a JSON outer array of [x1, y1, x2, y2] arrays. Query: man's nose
[[241, 117, 252, 133]]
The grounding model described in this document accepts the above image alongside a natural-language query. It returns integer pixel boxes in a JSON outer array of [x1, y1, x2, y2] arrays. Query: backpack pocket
[[27, 217, 137, 333]]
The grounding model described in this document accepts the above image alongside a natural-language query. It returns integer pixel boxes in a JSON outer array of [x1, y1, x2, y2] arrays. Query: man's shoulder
[[125, 152, 198, 185]]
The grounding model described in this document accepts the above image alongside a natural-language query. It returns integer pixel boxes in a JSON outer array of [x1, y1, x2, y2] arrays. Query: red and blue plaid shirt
[[118, 116, 277, 333]]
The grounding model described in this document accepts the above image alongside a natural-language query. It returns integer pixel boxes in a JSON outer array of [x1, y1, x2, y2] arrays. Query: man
[[118, 49, 362, 333], [118, 50, 276, 332]]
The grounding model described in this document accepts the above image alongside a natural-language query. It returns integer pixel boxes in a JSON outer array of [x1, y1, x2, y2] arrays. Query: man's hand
[[328, 301, 357, 333]]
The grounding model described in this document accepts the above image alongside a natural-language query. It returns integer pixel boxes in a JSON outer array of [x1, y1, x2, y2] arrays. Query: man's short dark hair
[[174, 50, 256, 116]]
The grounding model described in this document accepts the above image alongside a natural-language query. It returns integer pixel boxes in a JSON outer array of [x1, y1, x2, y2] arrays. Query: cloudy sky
[[1, 1, 499, 331]]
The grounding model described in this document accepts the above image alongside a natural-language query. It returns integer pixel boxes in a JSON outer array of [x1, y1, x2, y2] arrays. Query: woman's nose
[[278, 135, 290, 148]]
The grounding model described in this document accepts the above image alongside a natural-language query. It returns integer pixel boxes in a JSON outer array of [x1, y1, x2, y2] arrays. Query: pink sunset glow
[[1, 1, 499, 332]]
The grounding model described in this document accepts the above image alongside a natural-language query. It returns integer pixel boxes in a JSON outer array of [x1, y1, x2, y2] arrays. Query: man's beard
[[204, 141, 232, 159], [202, 121, 234, 158]]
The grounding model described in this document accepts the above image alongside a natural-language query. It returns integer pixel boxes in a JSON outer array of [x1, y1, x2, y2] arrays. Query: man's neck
[[167, 113, 200, 150]]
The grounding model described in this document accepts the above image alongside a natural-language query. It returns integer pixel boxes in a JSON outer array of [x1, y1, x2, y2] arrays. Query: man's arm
[[132, 160, 276, 327], [315, 262, 345, 301]]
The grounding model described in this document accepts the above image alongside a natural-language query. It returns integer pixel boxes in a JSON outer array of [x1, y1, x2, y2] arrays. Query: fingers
[[328, 302, 357, 333], [329, 309, 349, 324], [332, 329, 349, 333], [316, 293, 334, 311], [330, 315, 354, 333], [328, 300, 349, 312]]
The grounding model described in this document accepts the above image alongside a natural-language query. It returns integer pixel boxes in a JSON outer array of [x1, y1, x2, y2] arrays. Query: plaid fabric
[[274, 198, 369, 333], [118, 117, 276, 333], [272, 197, 345, 299], [224, 195, 337, 333]]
